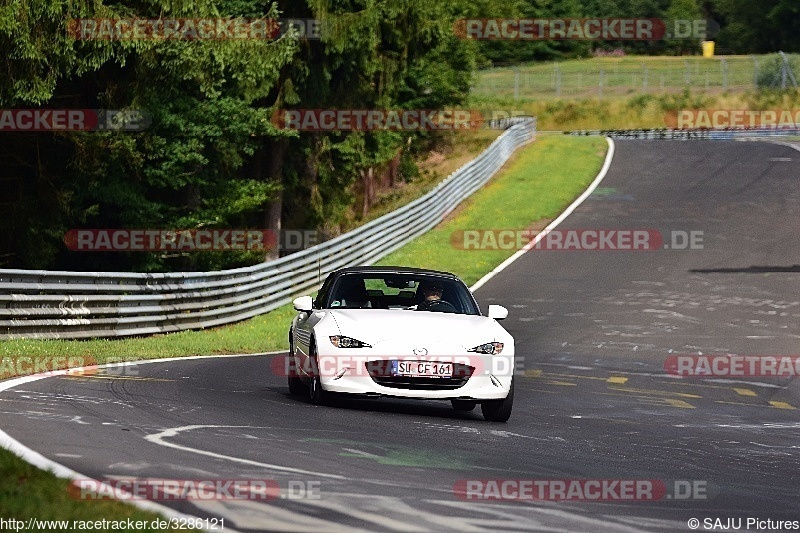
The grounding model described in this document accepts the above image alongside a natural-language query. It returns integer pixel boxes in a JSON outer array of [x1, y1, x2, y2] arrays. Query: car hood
[[328, 309, 507, 349]]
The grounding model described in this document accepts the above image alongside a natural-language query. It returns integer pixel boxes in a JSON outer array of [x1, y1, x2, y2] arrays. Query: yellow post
[[702, 41, 715, 58]]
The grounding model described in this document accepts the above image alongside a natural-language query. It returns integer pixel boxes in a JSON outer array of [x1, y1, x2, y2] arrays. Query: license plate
[[390, 360, 452, 378]]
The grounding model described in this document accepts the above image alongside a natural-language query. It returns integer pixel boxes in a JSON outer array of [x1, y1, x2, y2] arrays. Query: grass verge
[[0, 448, 186, 531], [473, 54, 800, 99], [471, 89, 800, 131], [471, 55, 800, 131], [1, 305, 296, 364]]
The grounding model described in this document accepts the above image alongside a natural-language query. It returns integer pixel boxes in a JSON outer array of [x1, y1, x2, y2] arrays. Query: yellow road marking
[[597, 391, 694, 409], [545, 372, 613, 382], [595, 391, 681, 405], [608, 387, 701, 399], [658, 380, 753, 392], [716, 400, 795, 409], [589, 418, 639, 425], [527, 371, 631, 384], [716, 401, 760, 407], [658, 380, 766, 399], [664, 399, 695, 409], [541, 380, 577, 387]]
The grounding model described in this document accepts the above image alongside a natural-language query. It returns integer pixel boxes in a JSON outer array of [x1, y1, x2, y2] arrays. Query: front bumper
[[314, 351, 514, 400]]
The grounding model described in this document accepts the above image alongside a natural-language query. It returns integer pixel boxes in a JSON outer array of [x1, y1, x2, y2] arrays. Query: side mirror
[[293, 295, 314, 313], [487, 305, 508, 320]]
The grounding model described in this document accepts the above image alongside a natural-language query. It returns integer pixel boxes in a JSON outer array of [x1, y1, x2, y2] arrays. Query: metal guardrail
[[562, 128, 800, 140], [0, 119, 537, 340]]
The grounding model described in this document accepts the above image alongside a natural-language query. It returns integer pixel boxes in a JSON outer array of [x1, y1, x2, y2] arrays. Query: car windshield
[[325, 273, 479, 315]]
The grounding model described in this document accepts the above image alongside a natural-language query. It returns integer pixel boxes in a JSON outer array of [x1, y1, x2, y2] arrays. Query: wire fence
[[473, 54, 800, 100]]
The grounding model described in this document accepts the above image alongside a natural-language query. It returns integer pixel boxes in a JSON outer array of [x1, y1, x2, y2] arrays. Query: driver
[[417, 280, 447, 311]]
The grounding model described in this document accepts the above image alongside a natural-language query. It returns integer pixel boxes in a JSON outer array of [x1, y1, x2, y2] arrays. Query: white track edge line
[[0, 427, 240, 530], [0, 353, 288, 532], [763, 140, 800, 154], [471, 136, 616, 292], [0, 351, 284, 388]]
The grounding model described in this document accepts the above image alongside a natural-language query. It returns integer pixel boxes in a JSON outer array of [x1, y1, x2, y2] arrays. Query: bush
[[755, 55, 800, 89]]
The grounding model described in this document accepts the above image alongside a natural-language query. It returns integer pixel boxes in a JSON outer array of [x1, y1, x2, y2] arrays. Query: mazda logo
[[412, 347, 428, 356]]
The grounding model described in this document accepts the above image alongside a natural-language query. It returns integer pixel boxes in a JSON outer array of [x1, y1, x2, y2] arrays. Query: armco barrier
[[0, 119, 536, 340], [562, 127, 800, 140]]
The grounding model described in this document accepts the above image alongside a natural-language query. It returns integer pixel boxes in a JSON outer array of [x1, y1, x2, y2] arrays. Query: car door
[[291, 277, 333, 377], [292, 310, 318, 377]]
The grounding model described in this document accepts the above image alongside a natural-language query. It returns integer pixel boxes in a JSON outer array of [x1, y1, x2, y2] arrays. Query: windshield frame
[[319, 271, 481, 316]]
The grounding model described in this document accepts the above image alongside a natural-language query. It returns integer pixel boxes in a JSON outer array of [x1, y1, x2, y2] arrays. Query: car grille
[[365, 361, 473, 390]]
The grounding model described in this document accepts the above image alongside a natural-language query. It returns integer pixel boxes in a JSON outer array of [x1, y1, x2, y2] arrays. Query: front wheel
[[481, 379, 514, 422], [287, 333, 306, 395], [288, 365, 306, 396], [308, 343, 328, 405]]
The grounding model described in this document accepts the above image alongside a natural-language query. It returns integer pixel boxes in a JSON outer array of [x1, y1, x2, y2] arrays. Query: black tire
[[308, 342, 327, 405], [288, 365, 306, 395], [287, 332, 306, 395], [481, 379, 514, 422], [451, 399, 477, 411]]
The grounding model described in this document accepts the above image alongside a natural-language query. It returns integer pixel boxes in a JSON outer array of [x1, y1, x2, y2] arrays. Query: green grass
[[0, 305, 296, 369], [0, 450, 187, 531], [470, 54, 800, 131], [473, 55, 797, 100], [376, 135, 608, 285], [471, 89, 800, 132]]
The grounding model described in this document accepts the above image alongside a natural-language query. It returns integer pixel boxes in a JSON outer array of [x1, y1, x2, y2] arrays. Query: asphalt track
[[2, 140, 800, 532]]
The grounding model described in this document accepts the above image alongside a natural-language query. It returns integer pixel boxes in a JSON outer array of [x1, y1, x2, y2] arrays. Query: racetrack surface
[[2, 140, 800, 532]]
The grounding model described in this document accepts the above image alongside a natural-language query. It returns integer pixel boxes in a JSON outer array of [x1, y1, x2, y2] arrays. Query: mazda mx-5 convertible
[[287, 266, 515, 422]]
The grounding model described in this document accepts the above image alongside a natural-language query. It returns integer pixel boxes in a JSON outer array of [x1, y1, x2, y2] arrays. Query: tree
[[707, 0, 800, 53], [0, 0, 299, 270], [273, 0, 477, 236]]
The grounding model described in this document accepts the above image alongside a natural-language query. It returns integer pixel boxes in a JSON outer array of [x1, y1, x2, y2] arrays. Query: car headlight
[[468, 342, 504, 355], [329, 335, 372, 348]]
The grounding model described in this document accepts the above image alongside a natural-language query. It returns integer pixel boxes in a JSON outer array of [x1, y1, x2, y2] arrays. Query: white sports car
[[287, 266, 515, 422]]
